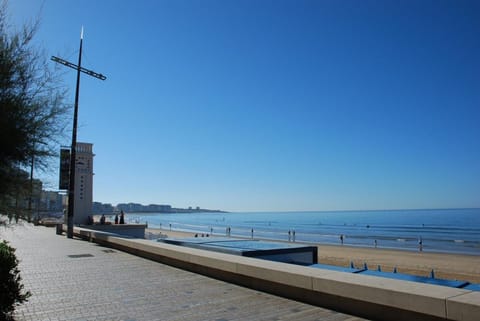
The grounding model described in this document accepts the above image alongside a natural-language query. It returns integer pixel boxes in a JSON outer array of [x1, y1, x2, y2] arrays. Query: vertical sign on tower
[[59, 148, 70, 190]]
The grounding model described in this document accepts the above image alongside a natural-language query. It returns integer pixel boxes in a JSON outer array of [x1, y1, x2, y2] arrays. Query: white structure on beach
[[73, 142, 94, 224]]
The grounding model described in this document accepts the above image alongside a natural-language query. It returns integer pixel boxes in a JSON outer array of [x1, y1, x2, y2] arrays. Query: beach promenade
[[1, 222, 365, 321]]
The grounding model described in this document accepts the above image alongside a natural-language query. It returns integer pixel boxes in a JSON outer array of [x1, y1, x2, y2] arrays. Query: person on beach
[[292, 230, 296, 242], [114, 214, 118, 224], [374, 239, 377, 248], [100, 214, 106, 225], [340, 234, 344, 245], [288, 230, 291, 242], [418, 237, 423, 252], [119, 211, 125, 224]]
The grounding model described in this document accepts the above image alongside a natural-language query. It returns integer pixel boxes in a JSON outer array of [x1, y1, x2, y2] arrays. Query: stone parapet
[[80, 223, 146, 238]]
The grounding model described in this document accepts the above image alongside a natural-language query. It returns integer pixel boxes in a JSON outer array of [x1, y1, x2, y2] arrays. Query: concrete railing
[[80, 223, 147, 238], [72, 226, 480, 321]]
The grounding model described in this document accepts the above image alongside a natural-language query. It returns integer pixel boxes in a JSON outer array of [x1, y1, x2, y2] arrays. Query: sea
[[124, 208, 480, 255]]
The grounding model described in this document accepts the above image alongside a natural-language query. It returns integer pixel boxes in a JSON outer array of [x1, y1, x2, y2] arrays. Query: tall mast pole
[[66, 27, 84, 239], [52, 27, 105, 239]]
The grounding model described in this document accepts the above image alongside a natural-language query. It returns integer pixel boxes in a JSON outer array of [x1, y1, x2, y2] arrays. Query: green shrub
[[0, 240, 31, 320]]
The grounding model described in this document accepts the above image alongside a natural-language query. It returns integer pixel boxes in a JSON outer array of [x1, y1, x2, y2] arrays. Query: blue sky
[[9, 0, 480, 211]]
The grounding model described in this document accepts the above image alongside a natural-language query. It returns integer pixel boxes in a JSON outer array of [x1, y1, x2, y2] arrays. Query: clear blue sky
[[10, 0, 480, 212]]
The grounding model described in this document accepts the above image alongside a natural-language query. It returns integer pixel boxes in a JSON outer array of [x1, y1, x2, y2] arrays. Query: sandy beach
[[146, 228, 480, 283]]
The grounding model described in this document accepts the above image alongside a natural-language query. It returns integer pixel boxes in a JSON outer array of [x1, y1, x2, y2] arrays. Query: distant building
[[117, 203, 144, 212], [40, 191, 65, 212], [117, 203, 172, 213], [146, 204, 172, 212], [92, 202, 114, 214]]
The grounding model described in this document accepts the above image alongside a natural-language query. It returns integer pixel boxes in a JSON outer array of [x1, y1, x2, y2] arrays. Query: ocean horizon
[[121, 208, 480, 255]]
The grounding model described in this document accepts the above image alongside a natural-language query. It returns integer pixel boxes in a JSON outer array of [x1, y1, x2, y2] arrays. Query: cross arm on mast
[[51, 56, 107, 80]]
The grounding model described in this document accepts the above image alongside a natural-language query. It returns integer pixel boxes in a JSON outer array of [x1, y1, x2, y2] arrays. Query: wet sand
[[146, 228, 480, 283]]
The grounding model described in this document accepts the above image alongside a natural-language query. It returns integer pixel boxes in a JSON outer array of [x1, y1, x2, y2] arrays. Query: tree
[[0, 240, 31, 321], [0, 1, 69, 220]]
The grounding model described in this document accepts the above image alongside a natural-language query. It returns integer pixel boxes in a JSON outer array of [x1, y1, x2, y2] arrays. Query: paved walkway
[[1, 222, 366, 321]]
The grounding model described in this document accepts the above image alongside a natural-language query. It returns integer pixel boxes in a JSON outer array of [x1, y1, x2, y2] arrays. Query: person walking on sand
[[114, 213, 118, 224], [418, 237, 423, 252], [119, 211, 125, 224], [340, 234, 344, 245]]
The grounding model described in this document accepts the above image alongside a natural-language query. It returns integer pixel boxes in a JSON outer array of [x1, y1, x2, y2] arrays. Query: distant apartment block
[[116, 203, 172, 213], [92, 202, 114, 214], [117, 203, 144, 212], [39, 191, 65, 213], [146, 204, 172, 212]]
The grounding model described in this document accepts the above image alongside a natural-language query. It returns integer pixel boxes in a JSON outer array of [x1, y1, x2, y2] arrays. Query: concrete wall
[[84, 224, 146, 239], [71, 227, 479, 321]]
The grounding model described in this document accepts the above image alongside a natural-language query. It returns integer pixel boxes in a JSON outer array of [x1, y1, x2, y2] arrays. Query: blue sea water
[[125, 208, 480, 255]]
